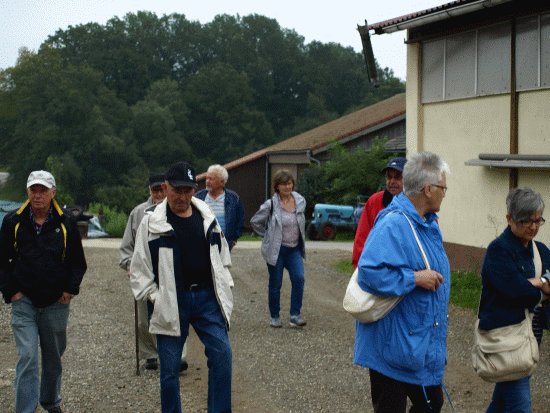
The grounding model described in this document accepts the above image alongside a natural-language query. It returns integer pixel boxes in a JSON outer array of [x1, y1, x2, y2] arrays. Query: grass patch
[[332, 229, 355, 242], [331, 260, 354, 275], [238, 233, 262, 242], [450, 270, 481, 313], [330, 260, 482, 312]]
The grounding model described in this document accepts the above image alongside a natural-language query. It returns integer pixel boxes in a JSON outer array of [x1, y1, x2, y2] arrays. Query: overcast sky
[[1, 0, 446, 80]]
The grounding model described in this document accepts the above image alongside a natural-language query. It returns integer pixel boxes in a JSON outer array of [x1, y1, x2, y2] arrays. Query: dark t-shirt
[[166, 204, 213, 288]]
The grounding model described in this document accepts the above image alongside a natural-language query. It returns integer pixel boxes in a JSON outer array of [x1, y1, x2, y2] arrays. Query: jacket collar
[[383, 193, 438, 227], [502, 225, 533, 256], [147, 197, 217, 234], [273, 192, 306, 213], [15, 199, 64, 222]]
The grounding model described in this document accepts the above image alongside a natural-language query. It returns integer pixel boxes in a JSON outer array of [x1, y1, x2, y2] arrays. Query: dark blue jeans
[[486, 375, 531, 413], [267, 245, 305, 318], [156, 289, 232, 413]]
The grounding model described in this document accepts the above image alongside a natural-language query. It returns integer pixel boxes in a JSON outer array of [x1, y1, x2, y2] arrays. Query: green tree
[[46, 11, 173, 105], [320, 139, 395, 205], [296, 166, 328, 218], [297, 139, 395, 211], [0, 46, 138, 204], [183, 62, 275, 166]]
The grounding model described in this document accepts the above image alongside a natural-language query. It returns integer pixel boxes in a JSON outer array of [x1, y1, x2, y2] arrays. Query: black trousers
[[369, 369, 444, 413]]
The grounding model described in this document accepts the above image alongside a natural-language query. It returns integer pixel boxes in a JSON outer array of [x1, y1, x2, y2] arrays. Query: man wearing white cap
[[0, 170, 87, 413]]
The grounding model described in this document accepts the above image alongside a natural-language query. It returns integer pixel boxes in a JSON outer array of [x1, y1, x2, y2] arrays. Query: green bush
[[88, 202, 128, 238]]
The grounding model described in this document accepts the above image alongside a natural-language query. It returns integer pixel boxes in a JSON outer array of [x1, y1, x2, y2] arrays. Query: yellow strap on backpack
[[14, 199, 67, 262]]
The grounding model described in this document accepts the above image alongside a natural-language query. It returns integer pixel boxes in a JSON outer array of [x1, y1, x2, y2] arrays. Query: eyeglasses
[[518, 217, 546, 227], [432, 184, 447, 194]]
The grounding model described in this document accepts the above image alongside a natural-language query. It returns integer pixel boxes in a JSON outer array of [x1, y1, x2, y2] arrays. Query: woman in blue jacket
[[354, 152, 451, 413], [479, 187, 550, 413]]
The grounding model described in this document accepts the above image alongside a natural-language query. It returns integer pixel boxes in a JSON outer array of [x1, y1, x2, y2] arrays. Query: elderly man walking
[[0, 170, 87, 413], [120, 173, 188, 372], [131, 161, 234, 413], [194, 164, 245, 251]]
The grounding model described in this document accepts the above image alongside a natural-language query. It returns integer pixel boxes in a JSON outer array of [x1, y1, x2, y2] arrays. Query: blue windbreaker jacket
[[353, 193, 451, 386], [194, 188, 245, 250]]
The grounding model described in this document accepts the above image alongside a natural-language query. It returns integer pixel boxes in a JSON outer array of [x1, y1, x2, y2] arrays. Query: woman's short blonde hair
[[272, 170, 295, 194]]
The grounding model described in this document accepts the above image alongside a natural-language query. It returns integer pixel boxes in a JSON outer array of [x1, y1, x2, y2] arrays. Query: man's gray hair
[[403, 152, 450, 196], [506, 187, 545, 222], [207, 164, 229, 185]]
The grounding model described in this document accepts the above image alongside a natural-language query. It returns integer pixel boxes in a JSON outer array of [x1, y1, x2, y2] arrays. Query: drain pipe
[[307, 150, 321, 165], [265, 156, 270, 200]]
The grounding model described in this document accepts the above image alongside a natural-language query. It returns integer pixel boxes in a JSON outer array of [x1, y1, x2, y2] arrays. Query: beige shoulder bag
[[343, 210, 429, 323], [471, 242, 541, 382]]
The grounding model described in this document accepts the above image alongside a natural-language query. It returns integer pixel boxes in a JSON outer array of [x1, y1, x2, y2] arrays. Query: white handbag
[[343, 211, 430, 323]]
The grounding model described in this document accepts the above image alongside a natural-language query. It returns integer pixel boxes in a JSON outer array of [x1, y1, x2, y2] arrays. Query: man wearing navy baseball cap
[[120, 172, 189, 373], [130, 161, 233, 413], [352, 157, 407, 269]]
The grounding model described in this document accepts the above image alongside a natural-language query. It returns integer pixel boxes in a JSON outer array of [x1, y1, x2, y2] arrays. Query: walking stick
[[134, 298, 140, 376]]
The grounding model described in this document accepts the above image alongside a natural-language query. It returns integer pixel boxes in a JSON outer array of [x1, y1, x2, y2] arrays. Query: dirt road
[[1, 241, 549, 412]]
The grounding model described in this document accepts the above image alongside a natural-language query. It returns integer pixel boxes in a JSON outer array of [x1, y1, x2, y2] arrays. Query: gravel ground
[[1, 241, 550, 412]]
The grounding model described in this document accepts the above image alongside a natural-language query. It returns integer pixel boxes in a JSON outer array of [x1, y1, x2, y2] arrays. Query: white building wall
[[407, 41, 550, 250]]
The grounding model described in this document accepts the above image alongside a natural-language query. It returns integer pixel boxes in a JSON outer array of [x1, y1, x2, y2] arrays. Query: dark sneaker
[[48, 407, 63, 413], [289, 315, 306, 327], [180, 360, 188, 372], [145, 358, 159, 370], [270, 317, 282, 328]]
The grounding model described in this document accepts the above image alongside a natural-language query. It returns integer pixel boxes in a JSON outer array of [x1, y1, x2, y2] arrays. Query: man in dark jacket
[[194, 164, 245, 251], [0, 170, 87, 413]]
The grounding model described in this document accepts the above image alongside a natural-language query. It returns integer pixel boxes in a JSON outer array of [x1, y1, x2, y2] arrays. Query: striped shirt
[[205, 192, 226, 234]]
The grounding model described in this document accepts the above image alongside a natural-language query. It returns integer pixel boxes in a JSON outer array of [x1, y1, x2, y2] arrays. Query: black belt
[[184, 283, 213, 291]]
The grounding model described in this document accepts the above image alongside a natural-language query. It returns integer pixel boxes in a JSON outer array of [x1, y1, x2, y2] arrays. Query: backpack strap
[[14, 199, 67, 262]]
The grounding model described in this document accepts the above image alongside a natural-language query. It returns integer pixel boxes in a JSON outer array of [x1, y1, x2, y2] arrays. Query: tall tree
[[0, 47, 138, 204], [183, 62, 275, 167], [128, 77, 192, 169]]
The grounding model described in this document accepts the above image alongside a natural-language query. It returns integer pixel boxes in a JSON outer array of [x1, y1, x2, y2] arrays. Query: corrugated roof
[[365, 0, 513, 33], [198, 93, 406, 179], [368, 0, 475, 31]]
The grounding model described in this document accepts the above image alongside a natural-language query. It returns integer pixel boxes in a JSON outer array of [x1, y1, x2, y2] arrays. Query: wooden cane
[[134, 298, 140, 376]]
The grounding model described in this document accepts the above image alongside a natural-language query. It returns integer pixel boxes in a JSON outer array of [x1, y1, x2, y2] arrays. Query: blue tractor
[[307, 196, 367, 241]]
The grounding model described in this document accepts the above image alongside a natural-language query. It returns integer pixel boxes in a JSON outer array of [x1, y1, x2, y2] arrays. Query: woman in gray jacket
[[251, 170, 307, 328]]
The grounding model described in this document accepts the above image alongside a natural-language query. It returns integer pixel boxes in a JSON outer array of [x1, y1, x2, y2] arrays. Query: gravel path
[[1, 241, 550, 412]]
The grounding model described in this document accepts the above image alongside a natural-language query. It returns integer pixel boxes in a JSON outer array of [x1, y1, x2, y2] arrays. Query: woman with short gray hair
[[478, 187, 550, 412], [403, 152, 450, 196], [506, 187, 545, 223]]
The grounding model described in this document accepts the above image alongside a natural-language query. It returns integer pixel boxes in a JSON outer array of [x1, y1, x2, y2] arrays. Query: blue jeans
[[156, 289, 232, 413], [267, 245, 305, 318], [486, 376, 531, 413], [11, 295, 70, 413]]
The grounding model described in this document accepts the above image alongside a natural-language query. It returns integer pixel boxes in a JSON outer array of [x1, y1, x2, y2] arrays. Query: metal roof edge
[[365, 0, 513, 34]]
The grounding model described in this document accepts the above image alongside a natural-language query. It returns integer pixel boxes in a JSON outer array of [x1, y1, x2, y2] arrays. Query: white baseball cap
[[27, 170, 56, 188]]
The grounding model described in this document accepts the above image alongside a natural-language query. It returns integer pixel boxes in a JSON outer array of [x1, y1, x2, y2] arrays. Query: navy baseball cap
[[165, 162, 197, 189], [382, 157, 407, 173], [149, 173, 165, 188]]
